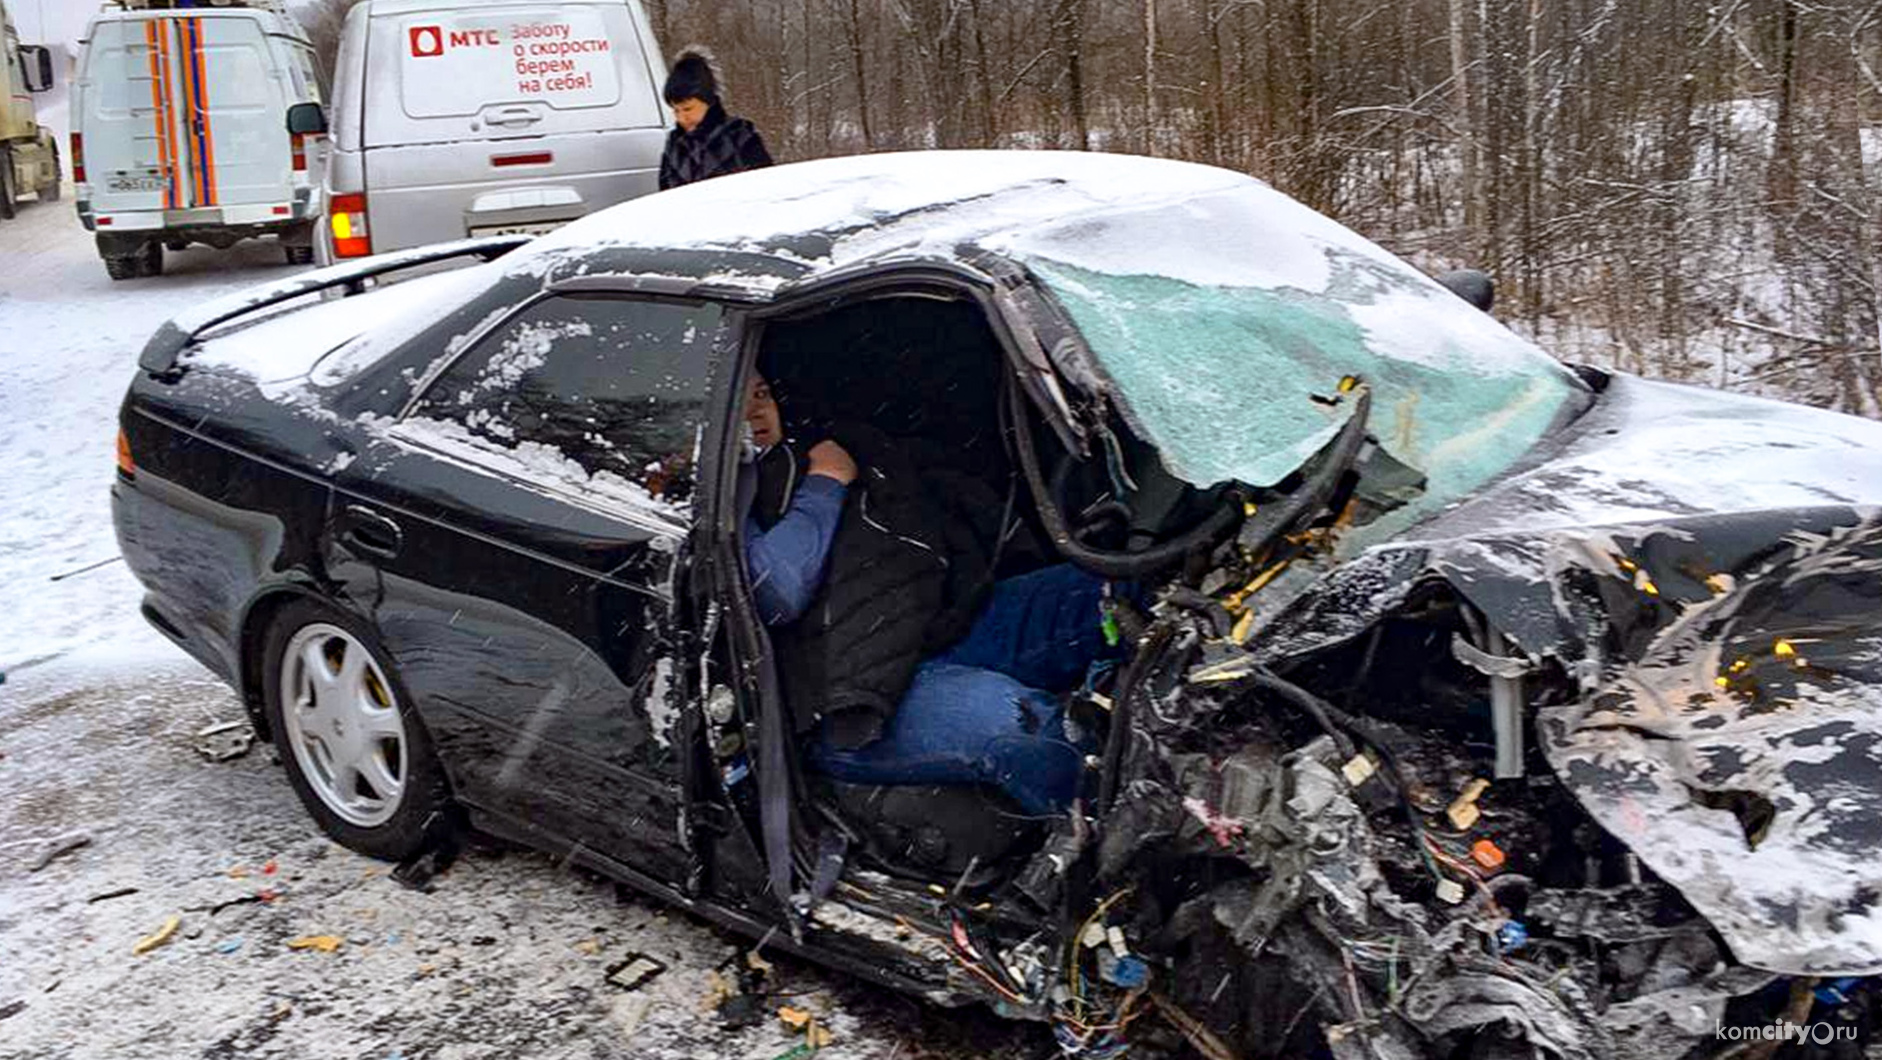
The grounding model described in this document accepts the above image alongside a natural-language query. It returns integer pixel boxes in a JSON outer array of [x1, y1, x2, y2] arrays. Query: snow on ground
[[0, 192, 300, 675], [0, 195, 1025, 1059]]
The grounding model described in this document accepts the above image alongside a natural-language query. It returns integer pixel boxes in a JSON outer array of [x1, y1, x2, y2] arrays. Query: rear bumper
[[82, 188, 316, 234], [112, 476, 240, 686]]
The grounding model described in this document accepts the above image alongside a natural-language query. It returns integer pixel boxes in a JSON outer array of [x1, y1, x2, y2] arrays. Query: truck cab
[[1, 0, 63, 217], [72, 0, 326, 279]]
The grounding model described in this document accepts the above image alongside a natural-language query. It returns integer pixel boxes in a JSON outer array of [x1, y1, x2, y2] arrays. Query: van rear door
[[82, 13, 289, 217], [181, 13, 292, 210], [359, 1, 666, 253]]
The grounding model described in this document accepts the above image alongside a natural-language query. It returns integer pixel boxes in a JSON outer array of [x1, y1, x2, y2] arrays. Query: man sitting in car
[[739, 372, 1124, 816]]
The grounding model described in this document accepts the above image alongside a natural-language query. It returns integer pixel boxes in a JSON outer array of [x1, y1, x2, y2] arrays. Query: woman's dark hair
[[663, 47, 721, 106]]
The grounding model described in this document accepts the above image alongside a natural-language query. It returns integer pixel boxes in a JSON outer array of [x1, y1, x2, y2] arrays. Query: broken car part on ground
[[113, 152, 1882, 1057]]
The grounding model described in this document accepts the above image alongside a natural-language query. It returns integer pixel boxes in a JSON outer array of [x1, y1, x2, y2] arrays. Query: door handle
[[339, 505, 402, 560], [487, 106, 542, 126]]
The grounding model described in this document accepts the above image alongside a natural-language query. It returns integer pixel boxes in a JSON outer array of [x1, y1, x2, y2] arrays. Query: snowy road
[[0, 199, 1029, 1060]]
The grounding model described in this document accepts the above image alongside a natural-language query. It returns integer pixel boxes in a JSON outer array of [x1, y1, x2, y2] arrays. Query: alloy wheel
[[278, 623, 408, 827]]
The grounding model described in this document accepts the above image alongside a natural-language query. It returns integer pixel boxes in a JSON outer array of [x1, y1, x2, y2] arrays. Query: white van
[[73, 1, 325, 280], [319, 0, 666, 264]]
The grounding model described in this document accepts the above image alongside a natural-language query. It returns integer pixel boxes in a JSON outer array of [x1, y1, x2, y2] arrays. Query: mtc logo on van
[[409, 25, 501, 58]]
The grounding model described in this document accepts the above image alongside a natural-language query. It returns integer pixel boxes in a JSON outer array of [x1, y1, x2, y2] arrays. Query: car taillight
[[291, 133, 307, 173], [329, 192, 371, 258], [71, 133, 86, 184], [116, 429, 135, 478]]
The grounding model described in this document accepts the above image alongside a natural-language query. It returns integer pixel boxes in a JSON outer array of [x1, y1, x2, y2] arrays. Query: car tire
[[142, 241, 164, 277], [283, 243, 315, 265], [0, 146, 17, 220], [260, 598, 451, 861], [103, 251, 143, 281]]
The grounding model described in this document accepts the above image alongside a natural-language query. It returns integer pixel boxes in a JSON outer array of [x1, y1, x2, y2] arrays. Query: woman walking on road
[[658, 47, 774, 190]]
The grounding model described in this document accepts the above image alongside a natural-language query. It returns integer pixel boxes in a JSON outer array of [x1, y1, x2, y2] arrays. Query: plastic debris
[[1106, 925, 1130, 957], [1181, 796, 1246, 848], [574, 939, 600, 956], [1102, 954, 1150, 988], [133, 914, 182, 955], [262, 859, 278, 876], [1435, 879, 1466, 905], [1469, 839, 1506, 871], [215, 937, 245, 955], [1080, 921, 1107, 949], [28, 832, 92, 872], [287, 935, 343, 953], [1496, 920, 1528, 952], [228, 865, 250, 879], [1446, 778, 1490, 831], [195, 720, 253, 761], [1815, 976, 1863, 1005], [605, 952, 666, 992], [777, 1006, 833, 1050], [0, 1000, 25, 1022], [1340, 753, 1376, 788]]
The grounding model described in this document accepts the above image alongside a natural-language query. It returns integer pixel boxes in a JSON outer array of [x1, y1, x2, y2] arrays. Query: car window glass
[[406, 296, 719, 519]]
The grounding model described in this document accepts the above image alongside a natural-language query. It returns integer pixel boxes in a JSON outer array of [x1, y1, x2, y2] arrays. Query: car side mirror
[[1436, 269, 1496, 314], [286, 102, 329, 136], [20, 45, 54, 94]]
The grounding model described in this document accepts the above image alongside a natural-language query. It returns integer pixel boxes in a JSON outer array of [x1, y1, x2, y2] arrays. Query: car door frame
[[692, 257, 1090, 954]]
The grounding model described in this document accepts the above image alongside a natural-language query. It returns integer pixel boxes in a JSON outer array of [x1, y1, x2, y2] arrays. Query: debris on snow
[[27, 832, 92, 872], [132, 915, 181, 955]]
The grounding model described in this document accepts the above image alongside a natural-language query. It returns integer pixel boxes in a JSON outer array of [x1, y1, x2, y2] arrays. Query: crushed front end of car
[[1006, 505, 1882, 1059]]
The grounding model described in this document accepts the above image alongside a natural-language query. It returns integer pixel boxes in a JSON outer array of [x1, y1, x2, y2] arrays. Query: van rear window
[[399, 6, 622, 117]]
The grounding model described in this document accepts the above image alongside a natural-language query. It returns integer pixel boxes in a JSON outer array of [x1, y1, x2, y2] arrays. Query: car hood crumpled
[[1537, 518, 1882, 975], [1241, 373, 1882, 975]]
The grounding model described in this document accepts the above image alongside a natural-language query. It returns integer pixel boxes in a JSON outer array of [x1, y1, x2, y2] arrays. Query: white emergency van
[[73, 0, 325, 280], [319, 0, 666, 264]]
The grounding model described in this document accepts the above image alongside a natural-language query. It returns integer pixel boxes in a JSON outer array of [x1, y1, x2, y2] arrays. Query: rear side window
[[400, 6, 623, 117], [407, 296, 719, 514]]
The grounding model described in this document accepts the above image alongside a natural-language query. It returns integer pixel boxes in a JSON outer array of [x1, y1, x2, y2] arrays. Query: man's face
[[745, 374, 782, 449], [672, 98, 709, 133]]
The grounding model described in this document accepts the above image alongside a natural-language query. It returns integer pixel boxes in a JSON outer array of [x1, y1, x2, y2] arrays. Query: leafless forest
[[308, 0, 1882, 416]]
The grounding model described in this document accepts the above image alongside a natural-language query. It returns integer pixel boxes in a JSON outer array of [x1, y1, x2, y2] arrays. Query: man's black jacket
[[751, 424, 1014, 748]]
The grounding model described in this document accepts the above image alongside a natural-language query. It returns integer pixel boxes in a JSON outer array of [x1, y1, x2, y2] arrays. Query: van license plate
[[107, 172, 166, 193], [470, 221, 563, 238]]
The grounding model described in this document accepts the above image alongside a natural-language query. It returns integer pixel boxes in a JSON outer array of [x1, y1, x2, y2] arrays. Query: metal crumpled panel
[[1539, 519, 1882, 975]]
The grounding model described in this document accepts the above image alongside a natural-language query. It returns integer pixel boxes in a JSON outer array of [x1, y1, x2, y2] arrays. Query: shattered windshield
[[1007, 185, 1588, 516]]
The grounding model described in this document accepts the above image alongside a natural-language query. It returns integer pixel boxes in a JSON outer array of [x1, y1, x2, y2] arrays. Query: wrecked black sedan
[[115, 152, 1882, 1058]]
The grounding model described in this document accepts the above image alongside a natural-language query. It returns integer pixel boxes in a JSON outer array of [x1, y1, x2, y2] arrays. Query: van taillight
[[116, 429, 135, 478], [291, 133, 307, 173], [71, 133, 86, 184], [330, 193, 371, 258]]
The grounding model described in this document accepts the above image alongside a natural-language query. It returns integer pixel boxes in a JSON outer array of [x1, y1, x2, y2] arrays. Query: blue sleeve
[[744, 475, 847, 626]]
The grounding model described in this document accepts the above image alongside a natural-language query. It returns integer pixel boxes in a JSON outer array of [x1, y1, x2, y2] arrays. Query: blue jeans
[[808, 564, 1116, 816]]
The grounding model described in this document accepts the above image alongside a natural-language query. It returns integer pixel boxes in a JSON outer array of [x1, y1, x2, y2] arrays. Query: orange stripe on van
[[154, 21, 184, 209], [143, 21, 177, 210], [189, 18, 218, 207]]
